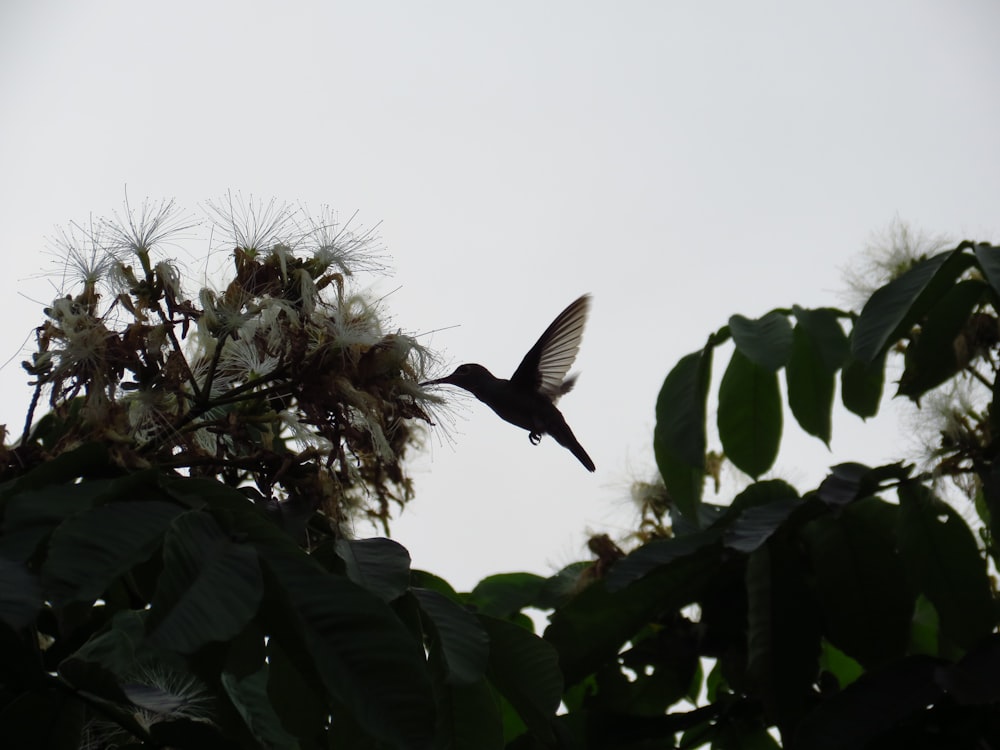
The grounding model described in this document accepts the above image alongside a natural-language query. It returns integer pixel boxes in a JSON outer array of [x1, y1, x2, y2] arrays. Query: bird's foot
[[529, 431, 542, 445]]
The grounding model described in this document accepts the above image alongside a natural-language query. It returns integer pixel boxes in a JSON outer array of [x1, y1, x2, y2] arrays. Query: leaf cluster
[[0, 448, 567, 749]]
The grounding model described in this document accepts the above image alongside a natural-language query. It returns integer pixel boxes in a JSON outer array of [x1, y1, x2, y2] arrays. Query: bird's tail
[[568, 438, 597, 472], [550, 420, 596, 472]]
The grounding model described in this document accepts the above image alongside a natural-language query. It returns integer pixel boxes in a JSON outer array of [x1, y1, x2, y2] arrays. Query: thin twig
[[20, 381, 43, 446], [153, 300, 202, 402]]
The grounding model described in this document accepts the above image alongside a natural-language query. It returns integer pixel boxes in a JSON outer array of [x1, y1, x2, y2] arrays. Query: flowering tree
[[19, 196, 435, 532], [0, 206, 998, 749], [1, 197, 455, 748]]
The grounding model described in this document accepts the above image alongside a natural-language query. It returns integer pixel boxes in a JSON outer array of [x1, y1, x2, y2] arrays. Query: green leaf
[[840, 353, 885, 419], [815, 462, 911, 509], [0, 442, 108, 501], [818, 639, 864, 690], [896, 483, 995, 651], [265, 636, 329, 743], [615, 620, 700, 714], [412, 587, 490, 686], [410, 569, 461, 600], [983, 463, 1000, 574], [42, 500, 185, 605], [745, 536, 821, 730], [222, 667, 300, 750], [851, 247, 974, 363], [718, 349, 782, 478], [908, 595, 940, 657], [606, 528, 721, 590], [159, 474, 244, 511], [897, 279, 988, 399], [792, 307, 850, 372], [68, 610, 148, 675], [792, 656, 943, 750], [58, 656, 132, 707], [654, 347, 713, 522], [0, 558, 42, 629], [468, 573, 547, 619], [939, 635, 1000, 705], [723, 494, 807, 554], [973, 243, 1000, 299], [785, 323, 835, 445], [480, 615, 562, 740], [0, 472, 165, 562], [336, 537, 411, 603], [263, 553, 435, 749], [147, 511, 263, 654], [534, 562, 591, 610], [729, 311, 793, 371], [801, 498, 914, 668], [433, 678, 504, 750], [546, 543, 721, 685]]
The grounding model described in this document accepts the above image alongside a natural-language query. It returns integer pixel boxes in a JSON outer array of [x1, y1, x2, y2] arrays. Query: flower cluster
[[16, 195, 440, 536]]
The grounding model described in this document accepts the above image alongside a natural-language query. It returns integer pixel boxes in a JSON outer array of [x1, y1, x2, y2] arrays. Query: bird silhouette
[[422, 294, 595, 471]]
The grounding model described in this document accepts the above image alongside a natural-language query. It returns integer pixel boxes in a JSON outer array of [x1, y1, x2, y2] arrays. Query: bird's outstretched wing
[[510, 294, 590, 399]]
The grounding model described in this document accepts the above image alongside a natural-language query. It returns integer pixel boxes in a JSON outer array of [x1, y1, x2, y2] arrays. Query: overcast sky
[[2, 1, 999, 590]]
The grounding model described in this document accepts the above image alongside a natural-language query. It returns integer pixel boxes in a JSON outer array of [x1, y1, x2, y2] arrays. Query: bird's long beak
[[419, 376, 453, 387]]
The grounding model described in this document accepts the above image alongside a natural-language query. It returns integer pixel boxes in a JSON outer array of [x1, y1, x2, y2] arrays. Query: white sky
[[2, 1, 999, 590]]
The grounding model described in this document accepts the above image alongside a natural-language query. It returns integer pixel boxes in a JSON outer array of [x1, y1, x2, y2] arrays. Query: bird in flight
[[422, 294, 595, 471]]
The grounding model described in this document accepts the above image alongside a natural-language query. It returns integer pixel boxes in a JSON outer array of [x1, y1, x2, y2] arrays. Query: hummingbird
[[422, 294, 596, 471]]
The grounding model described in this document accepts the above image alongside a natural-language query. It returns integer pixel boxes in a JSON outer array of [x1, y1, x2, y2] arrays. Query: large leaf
[[896, 483, 995, 651], [723, 494, 809, 554], [410, 569, 462, 600], [265, 636, 329, 744], [729, 311, 794, 372], [432, 678, 504, 750], [896, 279, 988, 399], [840, 353, 885, 419], [851, 247, 974, 363], [412, 587, 490, 686], [262, 553, 435, 750], [41, 500, 185, 605], [534, 562, 591, 610], [222, 667, 300, 750], [801, 498, 914, 668], [613, 619, 701, 714], [467, 573, 547, 620], [65, 610, 148, 675], [546, 542, 721, 685], [606, 528, 721, 590], [814, 462, 911, 509], [0, 442, 108, 501], [745, 536, 822, 731], [0, 558, 42, 629], [654, 347, 713, 521], [785, 323, 835, 445], [0, 471, 164, 562], [938, 634, 1000, 705], [336, 537, 411, 603], [147, 511, 263, 654], [481, 615, 562, 740], [718, 349, 782, 478], [792, 307, 850, 372], [973, 243, 1000, 301], [791, 656, 943, 750]]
